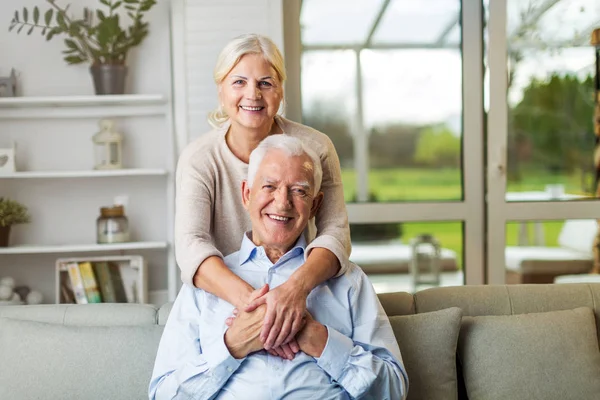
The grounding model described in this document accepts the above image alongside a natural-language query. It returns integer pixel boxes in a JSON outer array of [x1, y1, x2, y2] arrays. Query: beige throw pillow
[[389, 307, 462, 400], [458, 307, 600, 400]]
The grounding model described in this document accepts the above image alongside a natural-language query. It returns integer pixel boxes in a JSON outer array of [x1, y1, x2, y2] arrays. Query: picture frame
[[0, 144, 16, 175]]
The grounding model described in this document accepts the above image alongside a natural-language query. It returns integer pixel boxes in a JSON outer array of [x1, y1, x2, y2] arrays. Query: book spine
[[67, 262, 88, 304], [108, 262, 129, 303], [78, 262, 102, 303], [92, 262, 117, 303]]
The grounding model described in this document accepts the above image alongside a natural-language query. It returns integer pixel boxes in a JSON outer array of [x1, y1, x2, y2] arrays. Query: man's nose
[[273, 188, 291, 209]]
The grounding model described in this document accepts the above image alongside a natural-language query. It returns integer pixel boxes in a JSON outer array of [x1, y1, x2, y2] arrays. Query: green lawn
[[342, 167, 591, 201], [345, 168, 589, 269]]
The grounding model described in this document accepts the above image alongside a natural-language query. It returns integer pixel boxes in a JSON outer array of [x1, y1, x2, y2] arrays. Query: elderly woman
[[175, 33, 350, 355]]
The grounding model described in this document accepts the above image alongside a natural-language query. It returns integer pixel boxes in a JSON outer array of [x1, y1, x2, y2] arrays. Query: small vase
[[90, 64, 128, 95], [0, 225, 10, 247]]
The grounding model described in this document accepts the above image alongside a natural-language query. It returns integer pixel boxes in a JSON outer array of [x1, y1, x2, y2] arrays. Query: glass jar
[[96, 205, 130, 244]]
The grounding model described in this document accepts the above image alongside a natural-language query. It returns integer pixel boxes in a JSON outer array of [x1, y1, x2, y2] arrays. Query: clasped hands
[[224, 283, 327, 360]]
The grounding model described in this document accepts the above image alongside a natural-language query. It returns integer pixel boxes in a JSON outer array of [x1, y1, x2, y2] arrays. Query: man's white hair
[[247, 135, 323, 194]]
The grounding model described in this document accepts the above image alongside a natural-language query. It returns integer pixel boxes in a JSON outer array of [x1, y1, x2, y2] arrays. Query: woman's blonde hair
[[207, 34, 287, 128]]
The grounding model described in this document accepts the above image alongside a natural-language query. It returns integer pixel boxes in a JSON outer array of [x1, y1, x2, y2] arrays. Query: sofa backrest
[[3, 283, 600, 400], [378, 283, 600, 400], [557, 218, 598, 255], [0, 304, 164, 400]]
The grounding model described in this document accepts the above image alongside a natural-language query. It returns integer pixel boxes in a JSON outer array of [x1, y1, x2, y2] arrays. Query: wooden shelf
[[0, 94, 168, 119], [0, 168, 168, 179], [0, 241, 169, 255]]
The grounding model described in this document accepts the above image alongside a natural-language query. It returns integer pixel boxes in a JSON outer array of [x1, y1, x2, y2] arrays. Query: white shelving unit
[[0, 94, 177, 305]]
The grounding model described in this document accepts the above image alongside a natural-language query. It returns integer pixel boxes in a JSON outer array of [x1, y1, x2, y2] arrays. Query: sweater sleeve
[[305, 133, 352, 276], [174, 148, 223, 286]]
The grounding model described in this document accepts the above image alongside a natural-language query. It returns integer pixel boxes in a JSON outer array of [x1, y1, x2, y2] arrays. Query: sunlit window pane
[[351, 221, 464, 293], [300, 0, 463, 202], [502, 0, 597, 200]]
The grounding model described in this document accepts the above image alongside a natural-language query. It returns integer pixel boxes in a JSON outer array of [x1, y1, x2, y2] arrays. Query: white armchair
[[505, 219, 598, 284]]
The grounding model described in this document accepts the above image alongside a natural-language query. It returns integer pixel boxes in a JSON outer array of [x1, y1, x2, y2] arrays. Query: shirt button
[[227, 367, 233, 372]]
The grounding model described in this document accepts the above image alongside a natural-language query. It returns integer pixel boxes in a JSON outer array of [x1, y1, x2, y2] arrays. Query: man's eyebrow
[[292, 181, 311, 189]]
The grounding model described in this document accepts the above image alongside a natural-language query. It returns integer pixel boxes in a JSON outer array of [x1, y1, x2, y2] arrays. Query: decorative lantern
[[409, 234, 442, 290], [92, 119, 123, 170]]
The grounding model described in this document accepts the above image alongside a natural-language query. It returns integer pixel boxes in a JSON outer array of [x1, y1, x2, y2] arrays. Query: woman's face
[[219, 53, 283, 135]]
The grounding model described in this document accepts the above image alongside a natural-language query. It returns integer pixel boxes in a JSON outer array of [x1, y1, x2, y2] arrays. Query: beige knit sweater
[[175, 115, 351, 285]]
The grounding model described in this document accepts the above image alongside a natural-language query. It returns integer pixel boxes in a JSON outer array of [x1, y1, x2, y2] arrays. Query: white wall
[[172, 0, 284, 148]]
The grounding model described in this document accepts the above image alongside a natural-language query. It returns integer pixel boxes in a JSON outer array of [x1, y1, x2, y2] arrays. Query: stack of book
[[61, 261, 128, 304]]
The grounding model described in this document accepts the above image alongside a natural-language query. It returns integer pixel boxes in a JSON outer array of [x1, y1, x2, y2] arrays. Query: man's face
[[242, 149, 323, 256]]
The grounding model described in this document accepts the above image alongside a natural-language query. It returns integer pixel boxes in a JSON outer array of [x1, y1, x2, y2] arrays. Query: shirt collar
[[239, 232, 307, 266]]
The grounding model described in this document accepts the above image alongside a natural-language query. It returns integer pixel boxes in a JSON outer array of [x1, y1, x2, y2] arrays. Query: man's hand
[[224, 304, 267, 359], [226, 283, 301, 360], [244, 280, 309, 350], [296, 312, 328, 358]]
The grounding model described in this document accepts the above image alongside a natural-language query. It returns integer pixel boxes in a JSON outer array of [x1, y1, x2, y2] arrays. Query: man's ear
[[241, 180, 251, 210], [310, 191, 324, 219]]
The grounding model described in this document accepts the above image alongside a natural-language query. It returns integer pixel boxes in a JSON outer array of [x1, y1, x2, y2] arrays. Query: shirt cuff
[[306, 237, 350, 278], [317, 325, 353, 381], [202, 332, 243, 377]]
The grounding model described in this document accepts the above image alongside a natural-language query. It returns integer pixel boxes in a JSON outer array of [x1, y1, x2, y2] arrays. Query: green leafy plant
[[0, 198, 31, 228], [8, 0, 157, 65]]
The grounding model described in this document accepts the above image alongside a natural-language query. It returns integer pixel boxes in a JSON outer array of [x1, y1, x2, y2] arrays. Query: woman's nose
[[246, 85, 262, 100]]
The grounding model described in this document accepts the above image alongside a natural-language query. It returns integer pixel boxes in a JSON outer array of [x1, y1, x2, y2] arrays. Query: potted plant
[[8, 0, 157, 95], [0, 198, 31, 247]]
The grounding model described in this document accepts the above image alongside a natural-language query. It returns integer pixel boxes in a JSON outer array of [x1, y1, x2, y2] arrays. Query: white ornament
[[0, 284, 12, 300], [26, 290, 43, 305], [0, 276, 15, 289], [92, 119, 123, 170]]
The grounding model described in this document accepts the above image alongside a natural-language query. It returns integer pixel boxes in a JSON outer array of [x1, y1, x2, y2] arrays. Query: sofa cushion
[[457, 307, 600, 400], [0, 317, 163, 400], [389, 307, 462, 400]]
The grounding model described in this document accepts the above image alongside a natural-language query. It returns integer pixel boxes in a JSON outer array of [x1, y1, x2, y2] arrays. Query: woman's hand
[[244, 280, 309, 350]]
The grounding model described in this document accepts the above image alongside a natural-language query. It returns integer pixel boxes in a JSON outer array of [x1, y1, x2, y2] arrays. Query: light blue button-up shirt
[[149, 234, 408, 399]]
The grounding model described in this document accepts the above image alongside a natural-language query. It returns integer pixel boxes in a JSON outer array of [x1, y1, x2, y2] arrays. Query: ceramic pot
[[90, 64, 128, 95]]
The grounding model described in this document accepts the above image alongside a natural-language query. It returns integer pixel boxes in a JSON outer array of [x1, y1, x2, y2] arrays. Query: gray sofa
[[2, 283, 600, 400]]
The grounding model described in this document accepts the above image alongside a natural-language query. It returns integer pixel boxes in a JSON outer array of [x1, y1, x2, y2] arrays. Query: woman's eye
[[259, 81, 272, 87], [233, 80, 244, 85]]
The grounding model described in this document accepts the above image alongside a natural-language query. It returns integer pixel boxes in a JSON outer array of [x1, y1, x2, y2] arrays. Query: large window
[[300, 0, 463, 203], [289, 0, 600, 289], [503, 0, 598, 201], [485, 0, 600, 284], [289, 0, 484, 291]]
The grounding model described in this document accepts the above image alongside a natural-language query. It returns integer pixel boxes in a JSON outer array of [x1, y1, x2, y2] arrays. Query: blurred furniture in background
[[505, 219, 597, 283]]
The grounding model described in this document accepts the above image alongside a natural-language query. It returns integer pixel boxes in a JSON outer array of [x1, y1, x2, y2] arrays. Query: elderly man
[[149, 135, 408, 399]]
